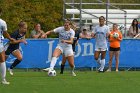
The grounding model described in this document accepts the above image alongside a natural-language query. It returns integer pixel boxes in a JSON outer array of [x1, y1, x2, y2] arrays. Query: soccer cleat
[[42, 68, 50, 72], [8, 68, 13, 76], [106, 69, 111, 72], [1, 79, 10, 85], [60, 71, 63, 74], [71, 71, 76, 76], [116, 69, 119, 72]]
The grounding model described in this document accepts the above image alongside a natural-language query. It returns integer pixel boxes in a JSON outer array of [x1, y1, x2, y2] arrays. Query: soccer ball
[[113, 32, 119, 38], [48, 69, 56, 76]]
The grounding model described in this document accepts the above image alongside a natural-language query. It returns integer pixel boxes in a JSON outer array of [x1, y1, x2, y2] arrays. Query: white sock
[[50, 57, 57, 70], [96, 59, 101, 65], [100, 59, 105, 71], [71, 65, 75, 72], [0, 62, 6, 80]]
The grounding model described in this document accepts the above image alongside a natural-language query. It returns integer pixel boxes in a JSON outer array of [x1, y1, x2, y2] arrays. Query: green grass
[[1, 70, 140, 93]]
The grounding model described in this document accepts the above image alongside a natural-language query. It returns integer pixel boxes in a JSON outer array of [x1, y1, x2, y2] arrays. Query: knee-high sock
[[96, 58, 101, 65], [71, 65, 75, 72], [0, 62, 6, 80], [10, 59, 21, 69], [50, 57, 57, 69], [60, 64, 65, 73], [100, 59, 105, 71]]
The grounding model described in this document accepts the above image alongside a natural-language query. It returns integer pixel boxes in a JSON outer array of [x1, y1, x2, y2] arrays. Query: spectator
[[30, 23, 46, 38], [80, 27, 92, 39], [106, 23, 122, 72], [138, 19, 140, 29], [128, 19, 140, 38]]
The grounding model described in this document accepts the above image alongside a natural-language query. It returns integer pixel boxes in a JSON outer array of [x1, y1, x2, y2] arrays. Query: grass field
[[1, 70, 140, 93]]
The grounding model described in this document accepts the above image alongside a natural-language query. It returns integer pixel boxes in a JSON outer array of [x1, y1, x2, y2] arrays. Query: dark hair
[[34, 23, 40, 28], [99, 16, 105, 20], [131, 19, 138, 34]]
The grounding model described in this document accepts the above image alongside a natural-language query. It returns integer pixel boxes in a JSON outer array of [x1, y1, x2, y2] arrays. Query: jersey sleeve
[[53, 27, 63, 33], [2, 21, 7, 32], [71, 30, 75, 38]]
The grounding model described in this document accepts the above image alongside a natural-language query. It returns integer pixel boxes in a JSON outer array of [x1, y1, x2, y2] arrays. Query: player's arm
[[117, 32, 123, 41], [61, 37, 74, 44], [3, 31, 15, 41], [42, 30, 54, 37]]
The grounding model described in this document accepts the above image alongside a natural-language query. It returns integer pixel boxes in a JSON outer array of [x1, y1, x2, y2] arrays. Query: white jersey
[[0, 19, 7, 43], [93, 25, 110, 50], [53, 26, 75, 48]]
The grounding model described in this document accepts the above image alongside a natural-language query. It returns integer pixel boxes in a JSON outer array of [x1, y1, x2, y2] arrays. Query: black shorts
[[109, 47, 120, 51], [5, 46, 19, 55]]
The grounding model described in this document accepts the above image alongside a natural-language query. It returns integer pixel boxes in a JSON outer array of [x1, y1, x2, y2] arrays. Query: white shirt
[[93, 25, 110, 49], [0, 19, 7, 43], [53, 26, 75, 48]]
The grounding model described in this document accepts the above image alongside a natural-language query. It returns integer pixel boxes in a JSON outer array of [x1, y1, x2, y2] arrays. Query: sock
[[10, 59, 21, 69], [50, 57, 57, 70], [96, 58, 101, 65], [0, 62, 6, 80], [71, 65, 75, 72], [60, 64, 65, 73], [100, 59, 105, 71]]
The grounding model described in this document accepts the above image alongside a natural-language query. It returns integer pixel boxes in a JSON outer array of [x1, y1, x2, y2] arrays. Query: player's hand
[[21, 39, 27, 45], [61, 39, 66, 43]]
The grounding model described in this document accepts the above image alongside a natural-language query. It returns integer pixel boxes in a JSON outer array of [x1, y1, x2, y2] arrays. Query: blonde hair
[[18, 21, 27, 28]]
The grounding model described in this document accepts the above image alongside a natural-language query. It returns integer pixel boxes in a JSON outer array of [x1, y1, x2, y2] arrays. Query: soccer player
[[0, 8, 15, 84], [5, 21, 27, 76], [106, 23, 122, 72], [43, 20, 76, 76], [60, 20, 79, 74], [92, 16, 110, 72]]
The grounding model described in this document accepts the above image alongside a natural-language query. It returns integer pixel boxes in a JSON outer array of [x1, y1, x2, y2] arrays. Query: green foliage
[[0, 0, 139, 37], [0, 0, 63, 37]]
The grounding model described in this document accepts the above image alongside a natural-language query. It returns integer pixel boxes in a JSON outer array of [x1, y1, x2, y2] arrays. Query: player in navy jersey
[[5, 21, 27, 75]]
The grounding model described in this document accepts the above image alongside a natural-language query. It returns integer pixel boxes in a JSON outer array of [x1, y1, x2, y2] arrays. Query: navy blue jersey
[[8, 30, 26, 49]]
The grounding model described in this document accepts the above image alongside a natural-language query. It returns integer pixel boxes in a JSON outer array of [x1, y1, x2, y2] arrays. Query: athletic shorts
[[95, 48, 107, 51], [56, 45, 74, 57], [5, 46, 19, 55], [109, 47, 120, 51]]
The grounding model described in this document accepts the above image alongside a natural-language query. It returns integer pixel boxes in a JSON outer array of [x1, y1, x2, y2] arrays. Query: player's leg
[[67, 55, 76, 76], [65, 48, 76, 76], [49, 48, 62, 70], [94, 50, 101, 70], [99, 51, 106, 72], [60, 55, 67, 74], [107, 51, 114, 72], [43, 46, 62, 71], [115, 50, 120, 72], [9, 49, 22, 75], [0, 50, 10, 84]]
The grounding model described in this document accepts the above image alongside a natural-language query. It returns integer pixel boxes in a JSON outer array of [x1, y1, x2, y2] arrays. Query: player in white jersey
[[0, 8, 15, 84], [92, 16, 110, 72], [43, 21, 76, 76]]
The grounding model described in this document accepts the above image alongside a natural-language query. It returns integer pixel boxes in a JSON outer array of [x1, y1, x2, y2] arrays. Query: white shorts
[[0, 43, 4, 53], [56, 45, 74, 57], [95, 48, 107, 51]]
